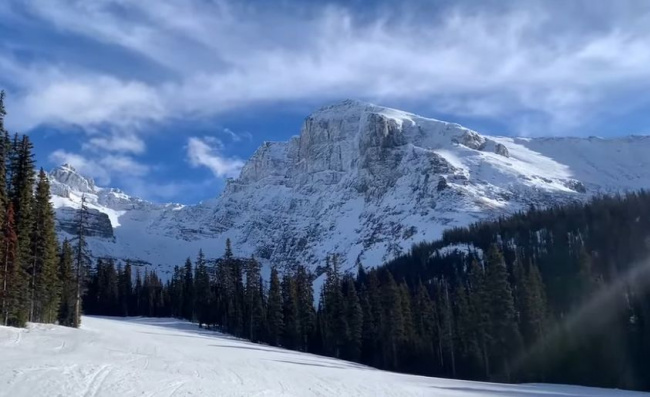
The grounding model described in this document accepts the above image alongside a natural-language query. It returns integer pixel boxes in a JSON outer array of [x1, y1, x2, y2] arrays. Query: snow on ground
[[1, 317, 648, 397]]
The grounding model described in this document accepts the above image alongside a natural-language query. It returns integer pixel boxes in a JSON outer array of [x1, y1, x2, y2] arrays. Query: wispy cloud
[[5, 0, 650, 202], [84, 132, 146, 154], [2, 0, 650, 135], [187, 136, 244, 178]]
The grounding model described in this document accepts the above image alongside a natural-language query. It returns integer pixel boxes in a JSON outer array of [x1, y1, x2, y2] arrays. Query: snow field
[[1, 316, 649, 397]]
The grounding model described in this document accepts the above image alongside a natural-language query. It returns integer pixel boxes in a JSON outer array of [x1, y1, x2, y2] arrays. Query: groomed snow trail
[[0, 317, 648, 397]]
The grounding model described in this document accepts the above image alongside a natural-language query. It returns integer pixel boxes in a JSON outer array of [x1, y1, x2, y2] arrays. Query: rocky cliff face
[[49, 100, 650, 275]]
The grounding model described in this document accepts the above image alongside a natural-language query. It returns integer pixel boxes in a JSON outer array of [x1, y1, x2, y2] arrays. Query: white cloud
[[187, 137, 244, 178], [1, 0, 649, 136], [84, 132, 146, 154], [222, 128, 252, 142]]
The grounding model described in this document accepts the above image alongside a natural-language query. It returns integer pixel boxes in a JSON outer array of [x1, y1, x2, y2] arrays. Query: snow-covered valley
[[49, 100, 650, 275], [0, 316, 647, 397]]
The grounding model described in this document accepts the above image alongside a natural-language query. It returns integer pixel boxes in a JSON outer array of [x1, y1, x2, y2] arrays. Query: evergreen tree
[[1, 204, 25, 326], [322, 255, 347, 358], [468, 259, 491, 379], [72, 195, 92, 327], [281, 274, 300, 349], [295, 264, 315, 351], [381, 271, 404, 369], [182, 257, 194, 321], [57, 240, 75, 327], [244, 256, 264, 341], [134, 268, 143, 316], [343, 276, 363, 361], [119, 261, 133, 316], [412, 280, 438, 374], [194, 250, 211, 326], [169, 265, 184, 318], [437, 278, 456, 377], [485, 245, 522, 381], [30, 169, 60, 323], [8, 134, 35, 326], [267, 266, 283, 346]]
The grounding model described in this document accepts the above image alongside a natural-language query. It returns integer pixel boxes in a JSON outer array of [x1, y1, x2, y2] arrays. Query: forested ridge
[[82, 191, 650, 391], [3, 90, 650, 391]]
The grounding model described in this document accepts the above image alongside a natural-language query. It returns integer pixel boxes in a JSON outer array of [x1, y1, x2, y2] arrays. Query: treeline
[[382, 191, 650, 390], [86, 191, 650, 392], [0, 91, 83, 329]]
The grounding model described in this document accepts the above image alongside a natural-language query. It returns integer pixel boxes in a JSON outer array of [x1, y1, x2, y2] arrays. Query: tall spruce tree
[[31, 169, 60, 323], [244, 256, 264, 341], [295, 264, 315, 351], [182, 257, 194, 321], [8, 134, 35, 326], [72, 195, 92, 327], [485, 245, 522, 381], [119, 261, 133, 316], [281, 274, 300, 349], [343, 276, 363, 361], [267, 266, 284, 346], [194, 250, 211, 326], [1, 203, 23, 326], [57, 240, 75, 327], [381, 271, 404, 369], [413, 280, 438, 374], [322, 255, 347, 358]]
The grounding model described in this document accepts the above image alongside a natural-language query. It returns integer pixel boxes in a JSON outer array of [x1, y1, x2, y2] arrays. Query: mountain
[[49, 100, 650, 275]]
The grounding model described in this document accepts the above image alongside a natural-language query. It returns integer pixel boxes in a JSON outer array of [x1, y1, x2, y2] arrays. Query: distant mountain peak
[[46, 101, 650, 273], [49, 163, 97, 195]]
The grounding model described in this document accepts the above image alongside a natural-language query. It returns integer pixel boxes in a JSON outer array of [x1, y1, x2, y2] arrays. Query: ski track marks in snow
[[1, 316, 650, 397]]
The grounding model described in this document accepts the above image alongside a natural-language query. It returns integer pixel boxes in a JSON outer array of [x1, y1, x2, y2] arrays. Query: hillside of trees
[[3, 89, 650, 391], [82, 191, 650, 392]]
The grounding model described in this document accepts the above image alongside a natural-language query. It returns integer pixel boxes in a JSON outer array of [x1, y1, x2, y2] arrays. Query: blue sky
[[1, 0, 650, 204]]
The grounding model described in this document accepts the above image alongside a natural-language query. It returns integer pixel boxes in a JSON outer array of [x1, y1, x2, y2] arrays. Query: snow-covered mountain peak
[[49, 163, 97, 195], [47, 101, 650, 275]]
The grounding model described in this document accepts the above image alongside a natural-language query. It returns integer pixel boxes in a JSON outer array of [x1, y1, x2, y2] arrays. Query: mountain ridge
[[48, 100, 650, 275]]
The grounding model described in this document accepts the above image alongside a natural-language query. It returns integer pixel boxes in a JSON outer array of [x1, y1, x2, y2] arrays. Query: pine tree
[[8, 134, 35, 326], [267, 266, 284, 346], [30, 169, 60, 323], [361, 269, 383, 367], [244, 256, 264, 341], [182, 257, 194, 321], [119, 261, 133, 316], [485, 245, 522, 381], [57, 240, 75, 327], [1, 204, 24, 326], [399, 281, 415, 347], [295, 264, 315, 351], [72, 195, 92, 327], [322, 255, 347, 358], [281, 274, 300, 349], [343, 276, 363, 361], [468, 259, 491, 378], [169, 265, 184, 318], [194, 250, 211, 326], [134, 268, 143, 316], [437, 278, 456, 377], [381, 271, 404, 369], [413, 280, 438, 374]]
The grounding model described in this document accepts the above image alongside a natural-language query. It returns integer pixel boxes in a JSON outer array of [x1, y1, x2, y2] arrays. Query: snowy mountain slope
[[1, 316, 648, 397], [48, 100, 650, 274]]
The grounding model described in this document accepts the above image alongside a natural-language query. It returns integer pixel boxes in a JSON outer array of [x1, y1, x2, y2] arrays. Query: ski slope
[[0, 317, 647, 397]]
